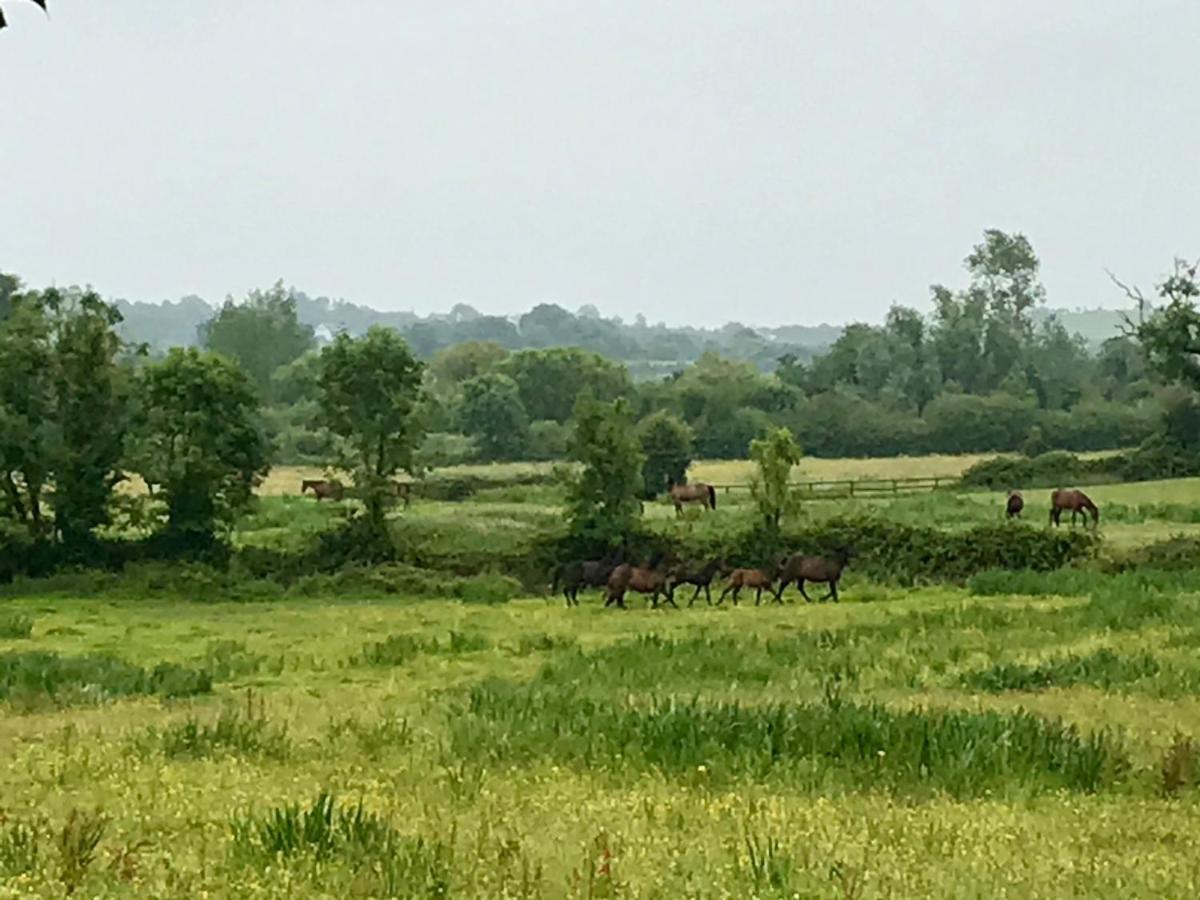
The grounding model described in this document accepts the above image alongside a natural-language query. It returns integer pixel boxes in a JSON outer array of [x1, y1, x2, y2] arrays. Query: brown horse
[[301, 479, 345, 501], [605, 564, 676, 609], [1006, 490, 1024, 519], [717, 567, 776, 606], [553, 559, 617, 607], [775, 547, 853, 603], [1050, 489, 1099, 528], [668, 480, 717, 515], [671, 559, 725, 606]]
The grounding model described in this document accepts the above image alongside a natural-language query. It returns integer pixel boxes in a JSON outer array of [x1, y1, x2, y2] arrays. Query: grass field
[[6, 452, 1200, 897], [3, 582, 1200, 897]]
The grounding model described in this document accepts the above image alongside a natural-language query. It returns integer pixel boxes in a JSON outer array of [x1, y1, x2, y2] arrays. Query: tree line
[[3, 230, 1199, 562]]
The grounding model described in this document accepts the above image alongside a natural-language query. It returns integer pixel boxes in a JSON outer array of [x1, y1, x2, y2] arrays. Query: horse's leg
[[716, 585, 732, 606], [689, 583, 702, 608], [664, 587, 679, 610], [828, 580, 839, 603], [755, 586, 763, 606], [798, 580, 814, 603], [773, 579, 788, 604], [731, 586, 741, 606], [704, 583, 712, 605]]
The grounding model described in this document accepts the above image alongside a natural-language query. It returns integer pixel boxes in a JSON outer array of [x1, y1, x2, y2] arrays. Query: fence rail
[[709, 476, 958, 498]]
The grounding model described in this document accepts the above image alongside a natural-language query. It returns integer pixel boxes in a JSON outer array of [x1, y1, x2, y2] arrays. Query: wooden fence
[[710, 476, 957, 499]]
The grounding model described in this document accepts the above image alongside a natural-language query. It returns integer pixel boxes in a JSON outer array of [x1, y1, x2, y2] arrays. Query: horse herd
[[554, 485, 1102, 611], [552, 548, 854, 610]]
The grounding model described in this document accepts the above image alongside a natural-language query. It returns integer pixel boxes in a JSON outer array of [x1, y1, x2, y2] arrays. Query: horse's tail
[[550, 563, 562, 593], [707, 484, 717, 510]]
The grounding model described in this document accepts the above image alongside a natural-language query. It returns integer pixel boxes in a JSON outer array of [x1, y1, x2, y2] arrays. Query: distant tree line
[[4, 229, 1200, 565]]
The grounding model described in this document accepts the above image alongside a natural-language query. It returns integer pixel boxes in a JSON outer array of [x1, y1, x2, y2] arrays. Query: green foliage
[[1136, 259, 1200, 392], [429, 340, 508, 385], [565, 396, 644, 548], [964, 649, 1162, 693], [0, 820, 39, 877], [457, 373, 530, 461], [232, 793, 454, 896], [960, 450, 1116, 490], [0, 613, 34, 639], [56, 808, 107, 895], [525, 419, 570, 461], [0, 287, 131, 547], [317, 327, 424, 533], [127, 348, 269, 544], [502, 347, 632, 423], [638, 411, 693, 497], [0, 651, 211, 705], [749, 427, 801, 537], [452, 681, 1127, 796], [150, 705, 291, 760], [200, 282, 315, 399]]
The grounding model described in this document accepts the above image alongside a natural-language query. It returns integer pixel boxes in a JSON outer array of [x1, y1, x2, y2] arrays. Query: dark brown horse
[[1006, 490, 1024, 518], [553, 559, 617, 607], [301, 479, 345, 501], [775, 547, 853, 603], [668, 480, 717, 515], [671, 559, 725, 606], [1050, 489, 1099, 528], [717, 567, 776, 607], [605, 563, 675, 609]]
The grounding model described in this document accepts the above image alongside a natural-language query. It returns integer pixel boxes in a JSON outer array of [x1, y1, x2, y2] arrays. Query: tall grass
[[451, 681, 1128, 797], [231, 793, 453, 897], [963, 649, 1162, 693], [0, 651, 211, 705], [0, 614, 34, 639]]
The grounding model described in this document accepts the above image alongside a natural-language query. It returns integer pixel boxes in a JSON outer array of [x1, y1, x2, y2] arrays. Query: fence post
[[849, 480, 855, 497]]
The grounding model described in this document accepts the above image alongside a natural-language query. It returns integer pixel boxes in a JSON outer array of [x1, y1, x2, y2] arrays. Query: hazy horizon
[[3, 1, 1197, 327]]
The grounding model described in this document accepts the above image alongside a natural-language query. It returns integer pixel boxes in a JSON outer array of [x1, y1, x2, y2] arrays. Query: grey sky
[[2, 1, 1197, 327]]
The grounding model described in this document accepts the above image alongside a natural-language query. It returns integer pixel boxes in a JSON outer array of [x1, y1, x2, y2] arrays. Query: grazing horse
[[1006, 490, 1024, 519], [301, 479, 344, 501], [717, 567, 776, 607], [667, 480, 717, 515], [1050, 489, 1099, 528], [671, 559, 725, 606], [552, 559, 617, 607], [775, 547, 853, 604], [605, 564, 675, 610]]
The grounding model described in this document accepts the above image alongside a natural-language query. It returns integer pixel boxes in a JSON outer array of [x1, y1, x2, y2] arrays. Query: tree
[[0, 293, 54, 535], [638, 411, 693, 497], [458, 373, 530, 461], [749, 427, 801, 538], [127, 349, 269, 545], [565, 395, 644, 547], [47, 288, 132, 549], [429, 340, 508, 386], [0, 272, 19, 321], [317, 327, 425, 533], [1134, 260, 1200, 392], [502, 348, 632, 423], [0, 287, 130, 546], [200, 281, 315, 400]]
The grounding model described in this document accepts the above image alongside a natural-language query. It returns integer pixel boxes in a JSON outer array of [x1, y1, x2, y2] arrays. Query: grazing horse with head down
[[301, 479, 344, 501], [667, 480, 717, 515], [1050, 489, 1099, 528]]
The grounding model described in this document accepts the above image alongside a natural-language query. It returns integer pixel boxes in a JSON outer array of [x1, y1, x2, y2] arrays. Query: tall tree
[[502, 348, 631, 423], [200, 281, 315, 399], [565, 395, 644, 547], [127, 349, 269, 545], [317, 327, 425, 534], [749, 427, 801, 539], [638, 411, 693, 497], [458, 373, 530, 462], [0, 293, 54, 535], [1135, 260, 1200, 392]]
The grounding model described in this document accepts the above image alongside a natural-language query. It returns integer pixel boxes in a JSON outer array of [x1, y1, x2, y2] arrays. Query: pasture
[[4, 455, 1200, 897]]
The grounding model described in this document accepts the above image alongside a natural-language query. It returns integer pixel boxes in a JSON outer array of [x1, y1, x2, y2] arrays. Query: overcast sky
[[2, 1, 1197, 326]]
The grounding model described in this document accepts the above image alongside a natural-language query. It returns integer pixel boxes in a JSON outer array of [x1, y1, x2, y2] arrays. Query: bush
[[960, 451, 1118, 490], [414, 432, 478, 468], [526, 420, 570, 461]]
